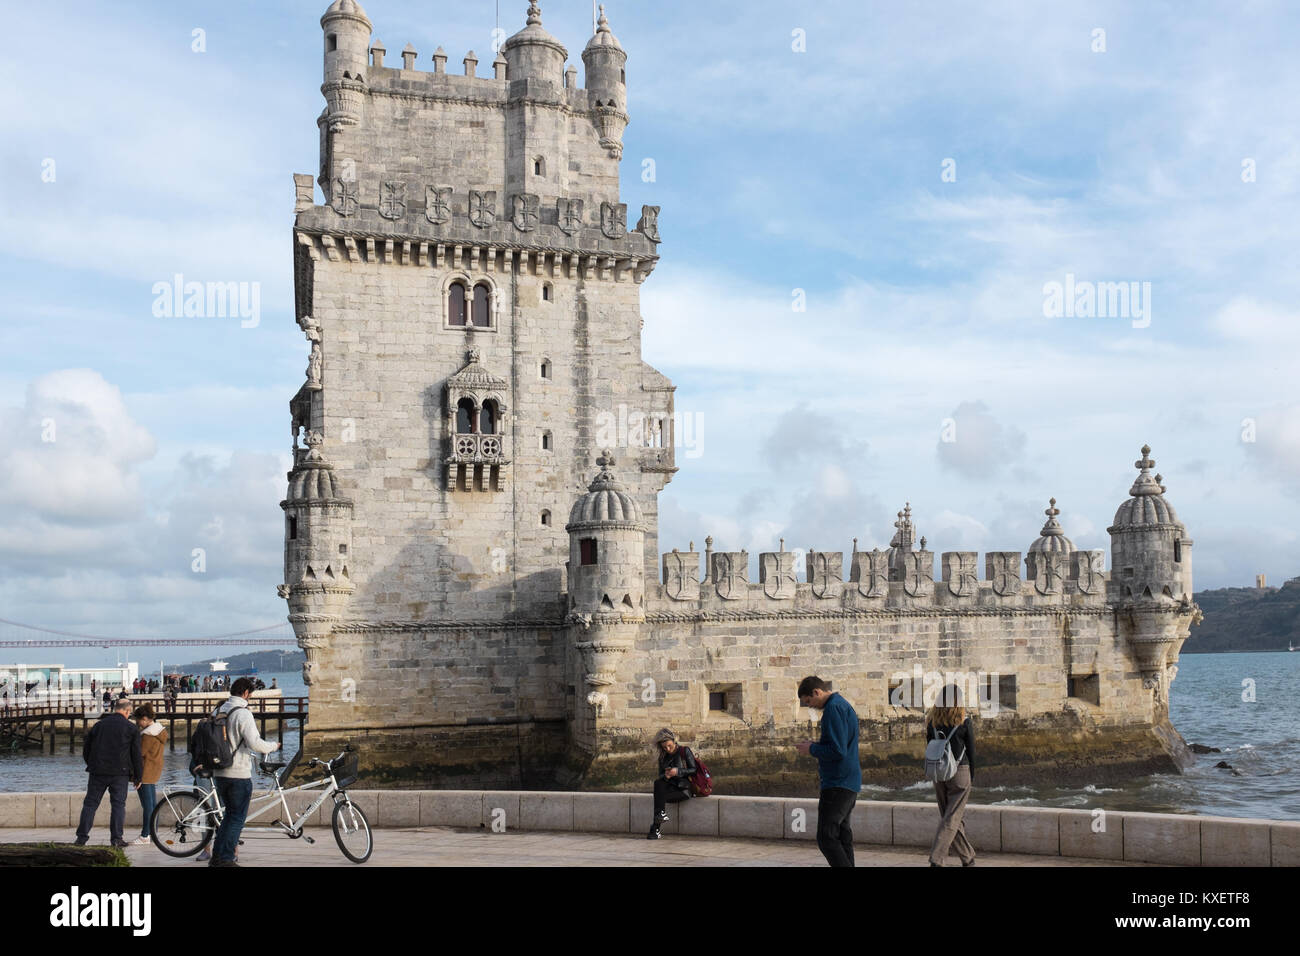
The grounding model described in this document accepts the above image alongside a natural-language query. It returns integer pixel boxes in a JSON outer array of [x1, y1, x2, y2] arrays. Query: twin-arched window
[[455, 397, 500, 435], [448, 280, 494, 328]]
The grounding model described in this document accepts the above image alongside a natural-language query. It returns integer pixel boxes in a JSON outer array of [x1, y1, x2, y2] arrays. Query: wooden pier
[[0, 695, 307, 754]]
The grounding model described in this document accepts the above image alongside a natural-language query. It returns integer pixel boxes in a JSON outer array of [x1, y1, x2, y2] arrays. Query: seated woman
[[649, 728, 696, 839]]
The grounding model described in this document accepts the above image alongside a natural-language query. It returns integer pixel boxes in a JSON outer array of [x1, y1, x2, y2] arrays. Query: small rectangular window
[[980, 673, 1017, 710], [708, 691, 726, 711], [707, 683, 742, 716], [338, 543, 347, 555], [1068, 674, 1100, 706], [288, 516, 297, 540], [580, 538, 598, 565]]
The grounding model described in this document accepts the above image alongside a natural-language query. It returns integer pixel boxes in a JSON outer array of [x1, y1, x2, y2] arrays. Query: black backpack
[[189, 705, 237, 773]]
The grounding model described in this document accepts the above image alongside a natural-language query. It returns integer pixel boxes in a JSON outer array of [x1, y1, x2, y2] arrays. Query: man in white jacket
[[210, 677, 280, 867]]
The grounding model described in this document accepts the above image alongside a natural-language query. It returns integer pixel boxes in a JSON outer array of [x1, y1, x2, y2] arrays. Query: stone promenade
[[0, 826, 1143, 867]]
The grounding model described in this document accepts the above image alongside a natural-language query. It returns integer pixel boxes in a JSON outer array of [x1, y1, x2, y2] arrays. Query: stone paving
[[0, 827, 1147, 867]]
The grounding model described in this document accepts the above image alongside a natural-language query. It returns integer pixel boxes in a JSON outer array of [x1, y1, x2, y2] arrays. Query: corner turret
[[582, 5, 628, 158], [279, 432, 355, 687], [320, 0, 372, 130]]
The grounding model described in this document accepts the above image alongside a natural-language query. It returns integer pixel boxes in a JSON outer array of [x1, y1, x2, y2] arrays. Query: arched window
[[541, 510, 551, 527], [456, 398, 475, 434], [448, 282, 467, 326], [533, 157, 546, 177], [541, 431, 552, 451], [542, 281, 553, 302], [479, 399, 498, 435], [540, 358, 552, 379], [471, 283, 491, 327], [1174, 540, 1182, 563]]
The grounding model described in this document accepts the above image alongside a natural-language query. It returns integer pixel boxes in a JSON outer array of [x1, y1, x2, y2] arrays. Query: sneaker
[[196, 849, 211, 862], [647, 826, 662, 840], [73, 838, 87, 847], [110, 840, 130, 848], [656, 809, 669, 823], [207, 858, 240, 868], [132, 836, 151, 846]]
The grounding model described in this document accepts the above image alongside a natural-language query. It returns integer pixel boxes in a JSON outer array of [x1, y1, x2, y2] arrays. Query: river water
[[3, 655, 1297, 820]]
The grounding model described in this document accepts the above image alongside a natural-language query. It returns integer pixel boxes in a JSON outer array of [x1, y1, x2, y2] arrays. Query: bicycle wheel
[[150, 789, 217, 858], [331, 796, 372, 864]]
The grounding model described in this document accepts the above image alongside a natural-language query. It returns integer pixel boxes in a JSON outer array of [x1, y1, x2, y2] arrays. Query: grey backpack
[[923, 722, 967, 782]]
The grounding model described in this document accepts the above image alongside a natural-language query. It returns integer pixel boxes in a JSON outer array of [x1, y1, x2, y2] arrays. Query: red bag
[[687, 749, 713, 797]]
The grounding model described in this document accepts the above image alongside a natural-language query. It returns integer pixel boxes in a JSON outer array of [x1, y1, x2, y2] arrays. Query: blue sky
[[1, 1, 1298, 665]]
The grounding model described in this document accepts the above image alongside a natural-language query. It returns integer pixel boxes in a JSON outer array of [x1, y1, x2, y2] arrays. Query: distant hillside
[[1186, 578, 1300, 653], [170, 649, 305, 673]]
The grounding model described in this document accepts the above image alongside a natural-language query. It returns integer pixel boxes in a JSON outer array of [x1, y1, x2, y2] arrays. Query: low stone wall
[[4, 790, 1296, 866]]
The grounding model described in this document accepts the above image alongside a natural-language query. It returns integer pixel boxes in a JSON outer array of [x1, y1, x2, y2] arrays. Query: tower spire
[[527, 1, 541, 26]]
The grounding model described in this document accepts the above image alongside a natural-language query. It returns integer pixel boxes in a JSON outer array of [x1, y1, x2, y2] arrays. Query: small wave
[[1081, 784, 1122, 794], [989, 797, 1045, 807], [902, 780, 932, 791], [858, 784, 892, 792], [980, 785, 1033, 793]]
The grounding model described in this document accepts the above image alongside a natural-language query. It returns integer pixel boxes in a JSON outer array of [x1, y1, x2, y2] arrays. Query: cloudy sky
[[2, 0, 1298, 664]]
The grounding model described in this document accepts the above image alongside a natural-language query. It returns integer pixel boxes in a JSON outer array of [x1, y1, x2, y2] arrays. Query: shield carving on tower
[[854, 549, 888, 598], [425, 186, 452, 224], [809, 552, 842, 599], [511, 193, 539, 232], [469, 190, 496, 228], [989, 552, 1021, 597], [558, 198, 584, 235], [379, 181, 407, 220], [760, 552, 796, 599], [945, 552, 978, 597], [331, 178, 358, 217], [662, 550, 693, 601], [903, 552, 930, 597], [600, 201, 627, 238], [637, 205, 661, 242], [713, 552, 745, 601], [1033, 552, 1065, 595], [1075, 550, 1103, 595]]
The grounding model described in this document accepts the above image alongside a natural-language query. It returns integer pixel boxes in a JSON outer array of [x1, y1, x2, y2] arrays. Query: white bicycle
[[149, 747, 372, 863]]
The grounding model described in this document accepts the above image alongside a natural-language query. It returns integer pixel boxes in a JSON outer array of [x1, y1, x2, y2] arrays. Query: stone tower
[[284, 1, 675, 779]]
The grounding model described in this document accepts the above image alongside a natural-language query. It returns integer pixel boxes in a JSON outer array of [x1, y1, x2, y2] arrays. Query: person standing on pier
[[796, 676, 862, 868], [73, 697, 142, 848], [209, 677, 280, 867]]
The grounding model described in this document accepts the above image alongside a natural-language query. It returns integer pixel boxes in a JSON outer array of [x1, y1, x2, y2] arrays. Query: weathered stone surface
[[519, 791, 574, 831], [782, 798, 818, 842], [1059, 809, 1122, 860], [963, 804, 1001, 852], [1200, 816, 1271, 867], [891, 803, 938, 847], [376, 790, 421, 827], [1122, 811, 1200, 865], [1000, 807, 1060, 855], [677, 796, 718, 836], [1270, 822, 1300, 866], [718, 797, 783, 840], [35, 793, 71, 829], [572, 792, 630, 833], [420, 790, 482, 829], [850, 800, 894, 845], [0, 794, 37, 828]]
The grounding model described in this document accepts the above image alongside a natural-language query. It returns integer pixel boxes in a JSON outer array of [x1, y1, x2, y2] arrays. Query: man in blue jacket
[[796, 676, 862, 867]]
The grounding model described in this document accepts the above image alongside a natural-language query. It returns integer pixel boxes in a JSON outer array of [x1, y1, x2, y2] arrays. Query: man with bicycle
[[210, 677, 280, 867]]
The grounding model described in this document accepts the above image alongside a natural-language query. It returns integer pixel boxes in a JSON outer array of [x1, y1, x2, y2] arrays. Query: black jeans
[[76, 774, 129, 844], [652, 777, 690, 821], [817, 787, 858, 867]]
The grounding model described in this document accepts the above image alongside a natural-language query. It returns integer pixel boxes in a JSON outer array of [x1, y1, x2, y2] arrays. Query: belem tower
[[279, 1, 1201, 792]]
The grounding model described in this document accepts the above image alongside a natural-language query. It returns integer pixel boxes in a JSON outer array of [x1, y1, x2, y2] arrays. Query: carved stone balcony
[[447, 432, 509, 464]]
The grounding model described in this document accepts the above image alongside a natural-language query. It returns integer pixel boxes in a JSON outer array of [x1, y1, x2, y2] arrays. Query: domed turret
[[502, 2, 568, 85], [320, 0, 371, 130], [1029, 498, 1075, 554], [1108, 445, 1191, 602], [566, 449, 646, 619], [582, 5, 629, 157]]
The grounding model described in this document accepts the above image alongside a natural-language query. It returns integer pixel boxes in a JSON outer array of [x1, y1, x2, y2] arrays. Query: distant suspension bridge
[[0, 618, 296, 649]]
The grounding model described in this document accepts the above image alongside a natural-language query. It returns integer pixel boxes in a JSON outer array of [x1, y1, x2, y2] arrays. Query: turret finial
[[1136, 445, 1155, 473], [1045, 497, 1060, 519], [597, 4, 611, 33], [1129, 444, 1162, 497], [527, 1, 542, 26], [596, 447, 616, 469]]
